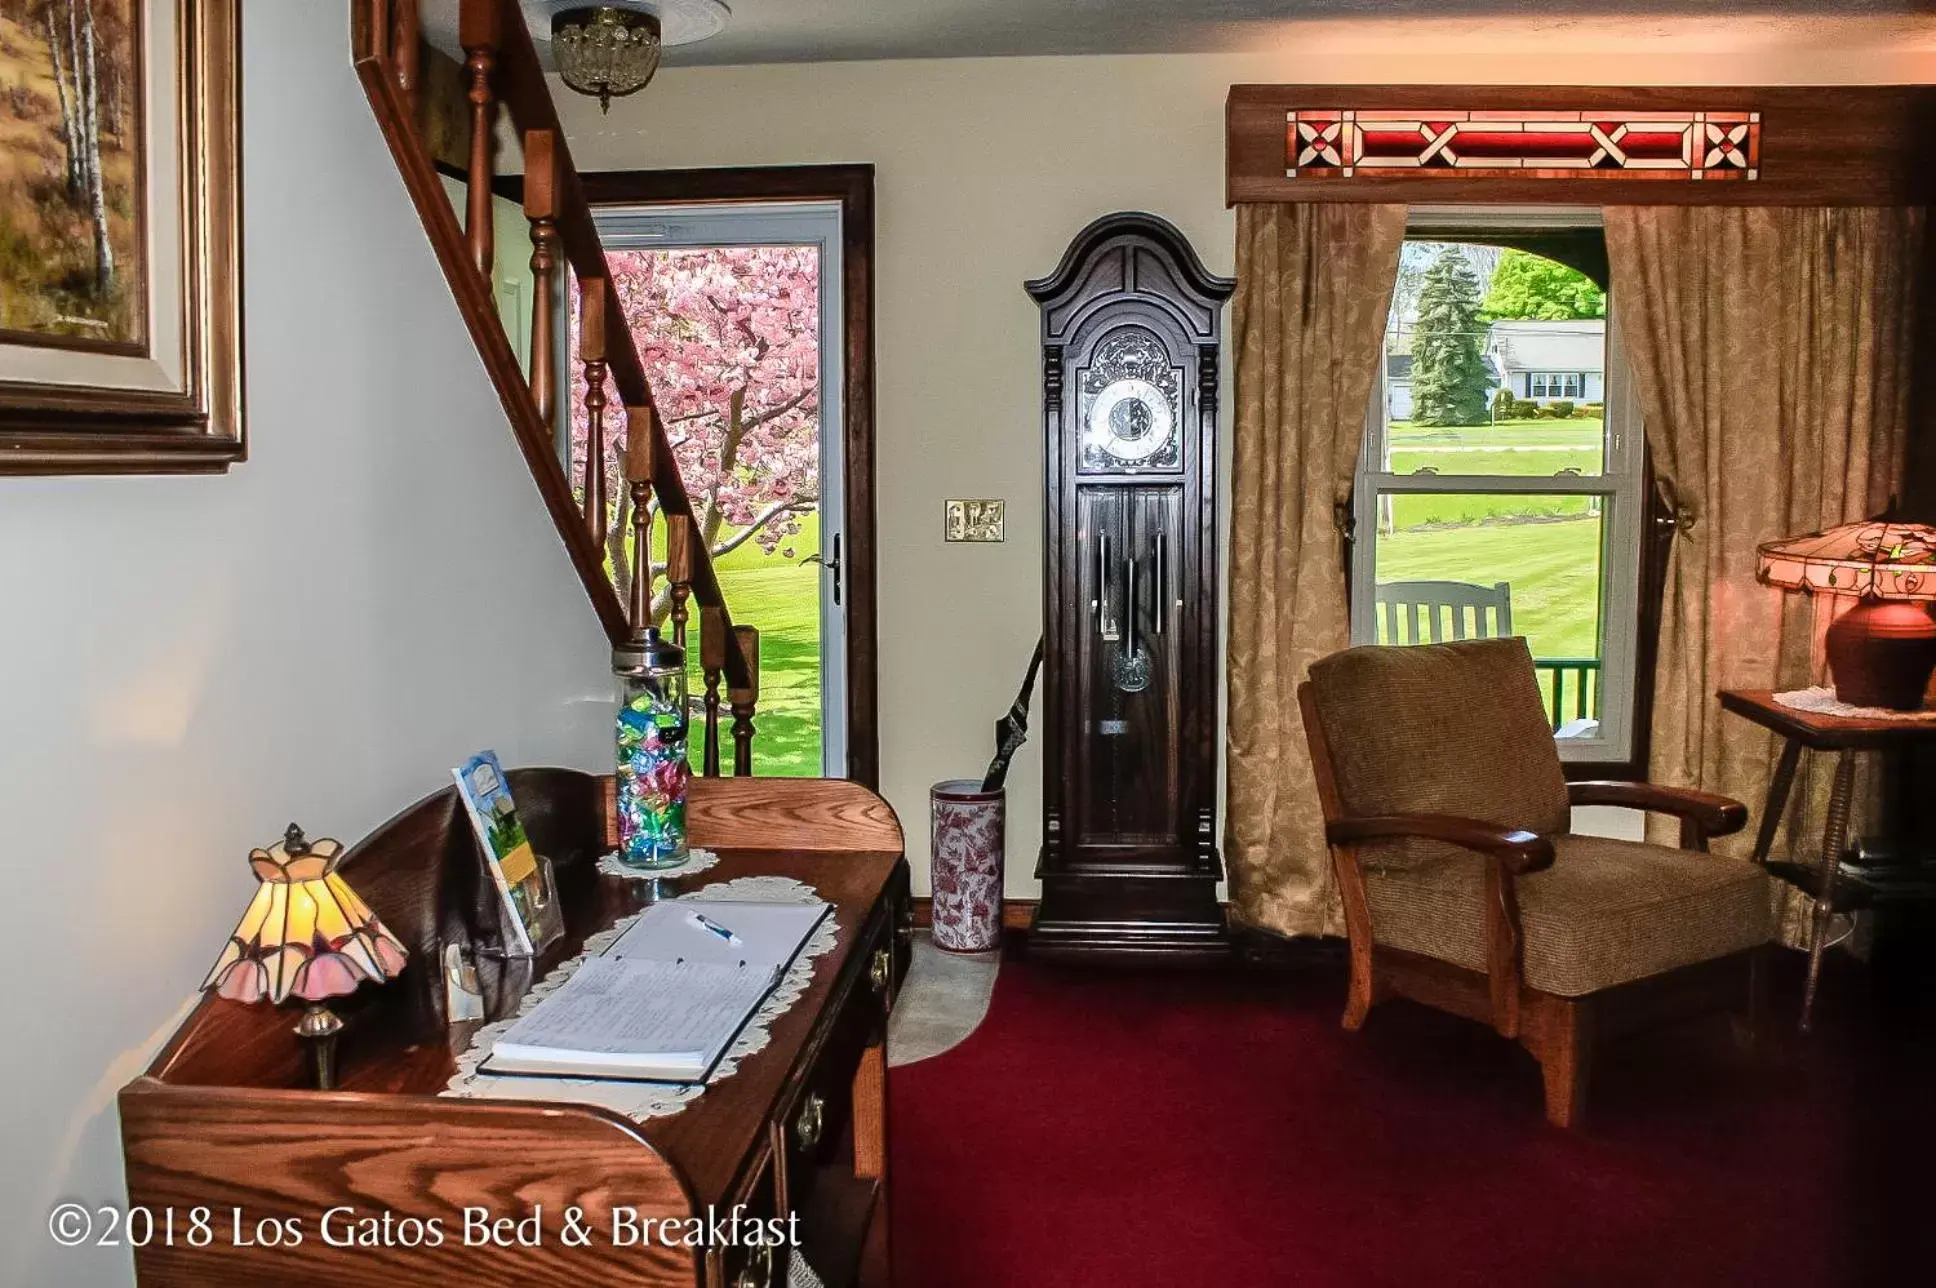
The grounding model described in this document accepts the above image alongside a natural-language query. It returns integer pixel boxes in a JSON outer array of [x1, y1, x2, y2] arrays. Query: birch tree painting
[[0, 0, 142, 348]]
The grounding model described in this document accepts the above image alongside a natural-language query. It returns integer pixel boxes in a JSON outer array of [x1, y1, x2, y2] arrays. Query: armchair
[[1300, 638, 1772, 1127]]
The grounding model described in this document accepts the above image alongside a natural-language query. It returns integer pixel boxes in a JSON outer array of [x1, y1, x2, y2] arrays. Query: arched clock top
[[1025, 212, 1235, 344]]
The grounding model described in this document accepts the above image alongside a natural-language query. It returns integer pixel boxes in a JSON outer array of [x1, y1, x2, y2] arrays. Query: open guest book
[[480, 899, 831, 1085]]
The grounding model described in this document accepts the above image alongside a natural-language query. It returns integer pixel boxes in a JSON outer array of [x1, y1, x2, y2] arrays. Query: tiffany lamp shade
[[202, 824, 408, 1088], [1757, 519, 1936, 710]]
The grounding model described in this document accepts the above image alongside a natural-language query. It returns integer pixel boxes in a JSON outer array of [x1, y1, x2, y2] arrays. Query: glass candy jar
[[613, 628, 691, 869]]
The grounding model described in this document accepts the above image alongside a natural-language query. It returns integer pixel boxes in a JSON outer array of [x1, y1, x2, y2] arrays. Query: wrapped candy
[[614, 629, 691, 869]]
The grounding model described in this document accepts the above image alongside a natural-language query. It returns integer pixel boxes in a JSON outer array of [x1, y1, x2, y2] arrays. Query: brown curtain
[[1605, 206, 1924, 935], [1226, 203, 1407, 940]]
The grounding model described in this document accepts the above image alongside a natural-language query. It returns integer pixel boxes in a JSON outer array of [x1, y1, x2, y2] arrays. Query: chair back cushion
[[1306, 638, 1569, 866]]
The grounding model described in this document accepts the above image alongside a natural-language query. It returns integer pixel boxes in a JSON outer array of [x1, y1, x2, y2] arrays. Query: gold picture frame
[[0, 0, 242, 475]]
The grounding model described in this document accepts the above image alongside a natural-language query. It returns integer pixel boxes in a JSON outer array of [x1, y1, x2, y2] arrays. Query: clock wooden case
[[1026, 213, 1234, 959]]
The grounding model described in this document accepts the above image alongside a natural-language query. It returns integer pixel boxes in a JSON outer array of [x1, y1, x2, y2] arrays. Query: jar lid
[[612, 626, 686, 676]]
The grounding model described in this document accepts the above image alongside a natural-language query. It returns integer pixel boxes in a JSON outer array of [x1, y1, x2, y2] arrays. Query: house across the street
[[1386, 318, 1604, 420], [1486, 319, 1605, 404]]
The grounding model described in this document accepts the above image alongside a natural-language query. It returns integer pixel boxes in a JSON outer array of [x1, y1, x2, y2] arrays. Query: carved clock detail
[[1026, 213, 1233, 960]]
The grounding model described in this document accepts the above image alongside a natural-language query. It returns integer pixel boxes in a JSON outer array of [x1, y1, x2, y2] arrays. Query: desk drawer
[[714, 1147, 787, 1288]]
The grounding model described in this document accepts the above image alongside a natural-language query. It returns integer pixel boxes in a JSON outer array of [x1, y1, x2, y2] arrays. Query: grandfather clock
[[1026, 213, 1233, 959]]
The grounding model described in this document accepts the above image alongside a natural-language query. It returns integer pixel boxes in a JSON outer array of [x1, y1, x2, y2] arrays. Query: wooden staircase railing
[[351, 0, 761, 776]]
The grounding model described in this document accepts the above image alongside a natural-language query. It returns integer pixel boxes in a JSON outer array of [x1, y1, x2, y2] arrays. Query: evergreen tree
[[1410, 248, 1492, 427]]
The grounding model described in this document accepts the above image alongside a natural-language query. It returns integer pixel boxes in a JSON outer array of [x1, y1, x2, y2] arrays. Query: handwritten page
[[483, 956, 780, 1083]]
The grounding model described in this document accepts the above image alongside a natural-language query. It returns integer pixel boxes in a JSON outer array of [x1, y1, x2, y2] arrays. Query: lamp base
[[295, 1004, 344, 1090], [1825, 598, 1936, 711]]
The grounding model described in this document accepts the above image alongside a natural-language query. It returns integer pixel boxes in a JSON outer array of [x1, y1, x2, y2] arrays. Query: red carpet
[[890, 945, 1932, 1287]]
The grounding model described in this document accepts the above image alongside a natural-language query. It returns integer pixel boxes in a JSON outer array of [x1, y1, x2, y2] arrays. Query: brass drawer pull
[[870, 947, 892, 996], [794, 1092, 825, 1152], [734, 1244, 773, 1288]]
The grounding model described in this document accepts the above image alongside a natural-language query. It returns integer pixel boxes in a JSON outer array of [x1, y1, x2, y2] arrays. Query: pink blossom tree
[[572, 246, 821, 621]]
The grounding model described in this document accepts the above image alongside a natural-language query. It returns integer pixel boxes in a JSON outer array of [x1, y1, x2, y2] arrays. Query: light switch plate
[[945, 499, 1005, 543]]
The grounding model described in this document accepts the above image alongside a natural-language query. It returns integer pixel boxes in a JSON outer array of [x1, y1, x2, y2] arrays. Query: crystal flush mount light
[[546, 1, 730, 113], [551, 6, 663, 112]]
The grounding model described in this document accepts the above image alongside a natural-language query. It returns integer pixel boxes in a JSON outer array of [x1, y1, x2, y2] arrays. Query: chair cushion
[[1363, 835, 1773, 997], [1307, 638, 1570, 870]]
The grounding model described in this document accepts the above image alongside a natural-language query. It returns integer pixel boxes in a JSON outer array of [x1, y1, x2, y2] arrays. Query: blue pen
[[687, 911, 743, 946]]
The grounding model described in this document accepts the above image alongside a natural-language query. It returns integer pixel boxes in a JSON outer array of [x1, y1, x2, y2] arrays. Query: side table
[[1718, 689, 1936, 1033]]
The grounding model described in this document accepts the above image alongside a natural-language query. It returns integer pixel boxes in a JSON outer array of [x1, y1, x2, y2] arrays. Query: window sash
[[1354, 229, 1641, 765]]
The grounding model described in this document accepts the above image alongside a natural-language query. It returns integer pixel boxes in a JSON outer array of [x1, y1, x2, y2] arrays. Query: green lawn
[[1373, 417, 1608, 715], [686, 513, 825, 777], [1384, 417, 1604, 528]]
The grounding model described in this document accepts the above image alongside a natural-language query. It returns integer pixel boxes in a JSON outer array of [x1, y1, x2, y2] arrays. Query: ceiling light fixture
[[551, 5, 663, 113]]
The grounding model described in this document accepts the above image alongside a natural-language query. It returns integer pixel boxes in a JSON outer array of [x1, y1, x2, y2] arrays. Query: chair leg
[[1533, 999, 1592, 1128], [1342, 942, 1378, 1031], [1733, 947, 1769, 1055]]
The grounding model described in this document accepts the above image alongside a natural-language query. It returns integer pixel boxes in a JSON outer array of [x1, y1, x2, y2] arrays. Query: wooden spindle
[[701, 606, 727, 778], [524, 130, 561, 427], [578, 277, 609, 544], [627, 485, 653, 635], [730, 625, 761, 777], [666, 514, 694, 648], [392, 0, 422, 114], [458, 0, 500, 278]]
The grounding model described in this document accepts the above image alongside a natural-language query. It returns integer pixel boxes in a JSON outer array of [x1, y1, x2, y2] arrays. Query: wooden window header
[[1229, 86, 1936, 207]]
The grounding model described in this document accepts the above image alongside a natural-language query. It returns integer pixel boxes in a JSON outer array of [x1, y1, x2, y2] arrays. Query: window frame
[[1349, 207, 1646, 768]]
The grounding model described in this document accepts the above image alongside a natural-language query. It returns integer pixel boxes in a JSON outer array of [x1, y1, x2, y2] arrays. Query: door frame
[[576, 165, 880, 789]]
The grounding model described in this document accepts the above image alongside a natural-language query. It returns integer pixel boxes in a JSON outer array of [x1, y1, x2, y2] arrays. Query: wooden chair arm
[[1567, 781, 1748, 851], [1325, 814, 1556, 876]]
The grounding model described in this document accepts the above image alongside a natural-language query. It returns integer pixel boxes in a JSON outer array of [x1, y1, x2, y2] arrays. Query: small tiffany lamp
[[1757, 518, 1936, 710], [202, 824, 408, 1089]]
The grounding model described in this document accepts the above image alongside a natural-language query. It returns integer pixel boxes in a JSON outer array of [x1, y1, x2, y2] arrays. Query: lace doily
[[1773, 686, 1936, 722], [444, 875, 836, 1123], [595, 847, 721, 882]]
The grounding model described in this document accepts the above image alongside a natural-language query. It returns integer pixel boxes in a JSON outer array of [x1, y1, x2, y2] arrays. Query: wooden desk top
[[1719, 689, 1936, 751]]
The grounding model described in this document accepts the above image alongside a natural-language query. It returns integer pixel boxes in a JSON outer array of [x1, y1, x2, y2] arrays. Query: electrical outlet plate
[[945, 499, 1005, 543]]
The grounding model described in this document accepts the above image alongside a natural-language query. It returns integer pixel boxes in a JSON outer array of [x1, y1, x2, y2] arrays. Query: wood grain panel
[[1228, 85, 1936, 207], [599, 776, 905, 854], [119, 1087, 696, 1287]]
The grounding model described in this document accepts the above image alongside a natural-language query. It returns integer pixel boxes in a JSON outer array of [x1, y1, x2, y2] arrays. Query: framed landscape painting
[[0, 0, 241, 474]]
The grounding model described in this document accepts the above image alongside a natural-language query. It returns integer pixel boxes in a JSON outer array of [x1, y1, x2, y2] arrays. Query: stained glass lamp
[[202, 824, 408, 1089], [1757, 518, 1936, 710]]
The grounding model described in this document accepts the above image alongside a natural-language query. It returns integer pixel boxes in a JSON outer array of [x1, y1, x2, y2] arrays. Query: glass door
[[588, 202, 847, 778]]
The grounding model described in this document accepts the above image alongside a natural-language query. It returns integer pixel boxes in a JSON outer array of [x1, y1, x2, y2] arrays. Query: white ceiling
[[421, 0, 1927, 68]]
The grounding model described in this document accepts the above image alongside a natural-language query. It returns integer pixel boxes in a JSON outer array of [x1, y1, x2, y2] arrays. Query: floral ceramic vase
[[930, 780, 1005, 952]]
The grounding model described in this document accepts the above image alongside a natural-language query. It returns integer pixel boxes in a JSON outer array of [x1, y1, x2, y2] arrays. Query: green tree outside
[[1410, 248, 1493, 427], [1480, 250, 1606, 320]]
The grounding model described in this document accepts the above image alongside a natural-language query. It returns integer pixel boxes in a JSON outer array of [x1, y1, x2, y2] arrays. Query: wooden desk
[[119, 772, 911, 1288], [1719, 689, 1936, 1032]]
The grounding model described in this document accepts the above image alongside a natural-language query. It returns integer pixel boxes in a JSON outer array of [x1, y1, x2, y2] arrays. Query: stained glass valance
[[1287, 110, 1760, 182]]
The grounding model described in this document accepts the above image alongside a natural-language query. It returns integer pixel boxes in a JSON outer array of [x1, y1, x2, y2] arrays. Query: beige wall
[[0, 5, 615, 1284], [560, 28, 1931, 898]]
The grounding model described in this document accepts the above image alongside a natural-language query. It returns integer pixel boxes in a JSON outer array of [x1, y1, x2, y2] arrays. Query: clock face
[[1083, 378, 1175, 469]]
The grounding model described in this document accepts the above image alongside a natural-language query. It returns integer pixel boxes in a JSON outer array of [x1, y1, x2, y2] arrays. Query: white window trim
[[1351, 212, 1643, 765]]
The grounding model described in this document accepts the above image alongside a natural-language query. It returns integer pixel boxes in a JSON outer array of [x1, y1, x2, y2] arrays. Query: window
[[1529, 372, 1582, 399], [1352, 211, 1644, 765]]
